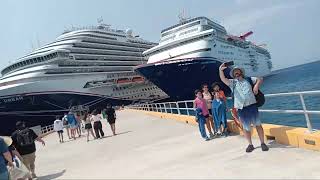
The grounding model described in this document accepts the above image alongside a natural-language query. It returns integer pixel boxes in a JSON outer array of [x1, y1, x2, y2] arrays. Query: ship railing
[[127, 90, 320, 133], [41, 124, 54, 135]]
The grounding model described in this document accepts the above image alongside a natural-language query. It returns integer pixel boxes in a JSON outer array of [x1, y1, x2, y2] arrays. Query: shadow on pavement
[[116, 131, 132, 136], [38, 169, 66, 180]]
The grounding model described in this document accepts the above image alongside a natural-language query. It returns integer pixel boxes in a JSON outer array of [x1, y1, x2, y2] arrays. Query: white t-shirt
[[90, 114, 102, 122], [54, 119, 64, 131]]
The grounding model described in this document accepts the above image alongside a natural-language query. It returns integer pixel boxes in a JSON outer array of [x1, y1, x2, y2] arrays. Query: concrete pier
[[34, 110, 320, 179]]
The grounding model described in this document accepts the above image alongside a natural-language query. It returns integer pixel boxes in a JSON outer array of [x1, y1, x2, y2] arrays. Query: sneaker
[[246, 144, 255, 153], [261, 143, 269, 151], [205, 137, 210, 141], [209, 133, 215, 139], [223, 131, 228, 137], [31, 173, 37, 178]]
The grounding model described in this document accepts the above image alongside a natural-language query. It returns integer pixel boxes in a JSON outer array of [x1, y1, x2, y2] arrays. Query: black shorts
[[204, 114, 210, 118], [57, 130, 63, 134], [85, 123, 92, 129], [107, 118, 116, 124], [208, 109, 212, 115]]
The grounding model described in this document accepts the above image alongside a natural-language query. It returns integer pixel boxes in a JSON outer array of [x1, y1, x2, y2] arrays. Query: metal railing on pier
[[127, 90, 320, 133], [41, 124, 54, 134]]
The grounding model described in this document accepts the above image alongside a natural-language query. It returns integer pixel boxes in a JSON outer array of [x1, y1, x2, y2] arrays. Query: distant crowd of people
[[54, 103, 117, 142], [194, 63, 269, 153]]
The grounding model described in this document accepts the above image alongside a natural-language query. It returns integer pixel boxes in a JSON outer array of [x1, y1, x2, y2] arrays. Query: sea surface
[[258, 60, 320, 129]]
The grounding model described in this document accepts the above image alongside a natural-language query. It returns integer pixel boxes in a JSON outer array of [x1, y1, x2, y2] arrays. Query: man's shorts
[[238, 104, 262, 131], [57, 130, 63, 134]]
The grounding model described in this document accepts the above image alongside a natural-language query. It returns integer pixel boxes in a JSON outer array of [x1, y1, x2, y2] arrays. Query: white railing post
[[169, 103, 172, 114], [164, 103, 167, 113], [185, 101, 189, 116], [299, 94, 313, 133], [176, 102, 181, 114]]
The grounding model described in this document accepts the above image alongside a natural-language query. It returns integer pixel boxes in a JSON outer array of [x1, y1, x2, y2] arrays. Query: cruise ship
[[0, 22, 168, 135], [135, 16, 272, 100]]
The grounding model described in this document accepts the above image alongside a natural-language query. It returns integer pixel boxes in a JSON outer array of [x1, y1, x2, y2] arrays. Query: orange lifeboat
[[132, 77, 144, 82], [116, 78, 131, 84]]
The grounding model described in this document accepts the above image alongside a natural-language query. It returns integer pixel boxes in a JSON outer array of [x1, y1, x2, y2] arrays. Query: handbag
[[245, 77, 265, 107], [8, 157, 31, 180]]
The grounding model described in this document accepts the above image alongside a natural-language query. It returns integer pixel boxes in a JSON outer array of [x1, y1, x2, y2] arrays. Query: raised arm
[[219, 63, 231, 86], [36, 137, 46, 146]]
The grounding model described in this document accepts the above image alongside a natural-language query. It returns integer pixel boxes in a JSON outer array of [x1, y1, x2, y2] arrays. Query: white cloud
[[223, 2, 302, 35]]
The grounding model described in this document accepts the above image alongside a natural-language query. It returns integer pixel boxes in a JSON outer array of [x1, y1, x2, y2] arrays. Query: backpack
[[62, 116, 68, 125], [16, 129, 34, 147], [245, 77, 265, 107]]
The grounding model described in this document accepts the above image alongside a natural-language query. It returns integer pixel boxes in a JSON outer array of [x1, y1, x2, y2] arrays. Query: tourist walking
[[62, 113, 71, 139], [11, 121, 46, 178], [54, 116, 64, 143], [202, 84, 215, 137], [75, 113, 82, 137], [67, 112, 78, 140], [219, 63, 269, 152], [105, 104, 117, 136], [193, 89, 214, 138], [1, 136, 31, 179], [83, 113, 96, 142], [0, 137, 13, 180], [90, 110, 104, 139]]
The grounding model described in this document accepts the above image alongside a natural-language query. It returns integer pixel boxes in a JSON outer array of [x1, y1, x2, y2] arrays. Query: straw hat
[[230, 67, 245, 78], [0, 136, 13, 146]]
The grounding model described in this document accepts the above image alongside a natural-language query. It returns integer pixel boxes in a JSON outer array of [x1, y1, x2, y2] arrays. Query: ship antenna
[[178, 9, 190, 23], [97, 16, 103, 24]]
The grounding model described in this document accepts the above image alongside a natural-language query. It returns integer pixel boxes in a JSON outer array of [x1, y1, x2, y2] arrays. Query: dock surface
[[35, 110, 320, 179]]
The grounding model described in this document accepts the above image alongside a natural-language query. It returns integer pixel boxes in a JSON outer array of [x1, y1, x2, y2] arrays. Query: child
[[193, 89, 214, 138], [195, 108, 210, 141], [83, 113, 96, 142], [202, 84, 215, 135], [211, 82, 227, 103], [212, 91, 228, 137], [53, 116, 64, 143]]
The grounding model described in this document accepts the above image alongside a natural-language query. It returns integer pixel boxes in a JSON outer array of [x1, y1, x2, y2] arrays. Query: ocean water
[[259, 60, 320, 129]]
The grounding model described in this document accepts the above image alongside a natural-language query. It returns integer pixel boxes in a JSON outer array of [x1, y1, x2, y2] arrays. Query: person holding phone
[[219, 62, 269, 153]]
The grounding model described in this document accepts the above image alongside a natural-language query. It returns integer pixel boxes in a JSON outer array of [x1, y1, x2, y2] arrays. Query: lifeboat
[[132, 76, 144, 82], [116, 78, 131, 84]]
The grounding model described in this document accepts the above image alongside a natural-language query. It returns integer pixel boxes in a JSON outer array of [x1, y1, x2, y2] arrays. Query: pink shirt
[[194, 97, 209, 116]]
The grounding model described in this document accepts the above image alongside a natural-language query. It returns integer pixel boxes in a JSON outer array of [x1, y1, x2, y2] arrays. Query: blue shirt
[[0, 138, 9, 173], [67, 114, 77, 126], [229, 77, 257, 109]]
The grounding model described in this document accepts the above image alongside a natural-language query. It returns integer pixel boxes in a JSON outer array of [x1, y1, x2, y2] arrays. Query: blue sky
[[1, 0, 319, 70]]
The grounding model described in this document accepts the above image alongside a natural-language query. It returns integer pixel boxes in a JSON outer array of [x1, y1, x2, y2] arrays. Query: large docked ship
[[135, 16, 272, 100], [0, 21, 168, 135]]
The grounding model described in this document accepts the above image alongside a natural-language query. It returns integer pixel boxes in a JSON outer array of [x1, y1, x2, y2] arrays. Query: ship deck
[[34, 110, 320, 179]]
